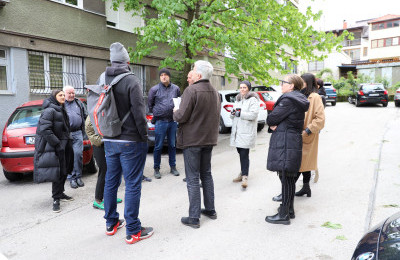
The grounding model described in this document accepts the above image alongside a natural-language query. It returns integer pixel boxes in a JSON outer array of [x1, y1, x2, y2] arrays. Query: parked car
[[255, 91, 282, 114], [395, 87, 400, 107], [0, 99, 95, 182], [352, 211, 400, 260], [348, 83, 389, 107], [252, 85, 282, 93], [323, 82, 337, 106], [219, 90, 268, 134]]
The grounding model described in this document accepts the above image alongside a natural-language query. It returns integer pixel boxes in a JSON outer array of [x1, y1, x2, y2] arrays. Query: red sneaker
[[125, 227, 154, 244]]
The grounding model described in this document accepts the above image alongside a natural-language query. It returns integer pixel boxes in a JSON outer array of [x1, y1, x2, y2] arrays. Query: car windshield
[[261, 93, 273, 101], [362, 84, 384, 91], [7, 106, 42, 130], [225, 93, 238, 103]]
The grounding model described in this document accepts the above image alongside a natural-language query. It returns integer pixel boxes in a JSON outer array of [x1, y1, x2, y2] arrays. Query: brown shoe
[[241, 176, 248, 188], [233, 173, 242, 183]]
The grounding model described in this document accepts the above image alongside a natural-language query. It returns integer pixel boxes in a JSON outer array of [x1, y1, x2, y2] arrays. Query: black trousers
[[93, 144, 107, 201], [52, 139, 70, 199], [52, 174, 68, 199], [296, 171, 311, 184], [279, 172, 296, 207], [236, 147, 249, 176]]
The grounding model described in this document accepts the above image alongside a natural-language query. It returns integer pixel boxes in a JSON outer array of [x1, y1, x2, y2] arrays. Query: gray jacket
[[230, 92, 260, 149]]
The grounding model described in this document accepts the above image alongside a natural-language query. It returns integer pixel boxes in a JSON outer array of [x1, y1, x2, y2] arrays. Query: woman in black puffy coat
[[34, 90, 74, 213], [265, 75, 309, 225]]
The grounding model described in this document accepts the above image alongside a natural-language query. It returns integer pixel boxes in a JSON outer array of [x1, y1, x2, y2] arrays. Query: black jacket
[[103, 62, 147, 142], [34, 96, 73, 183], [266, 90, 309, 174]]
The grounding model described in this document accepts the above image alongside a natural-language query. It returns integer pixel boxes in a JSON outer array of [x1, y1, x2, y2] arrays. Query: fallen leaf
[[336, 235, 347, 240], [321, 221, 342, 229]]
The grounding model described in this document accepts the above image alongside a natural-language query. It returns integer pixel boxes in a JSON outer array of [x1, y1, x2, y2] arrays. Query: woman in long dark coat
[[34, 90, 74, 213], [265, 75, 309, 225]]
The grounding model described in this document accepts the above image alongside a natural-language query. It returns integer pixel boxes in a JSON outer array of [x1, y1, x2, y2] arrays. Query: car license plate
[[369, 93, 379, 96], [25, 136, 35, 145]]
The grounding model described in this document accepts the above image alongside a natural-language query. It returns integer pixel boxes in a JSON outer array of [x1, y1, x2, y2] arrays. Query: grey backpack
[[85, 72, 133, 137]]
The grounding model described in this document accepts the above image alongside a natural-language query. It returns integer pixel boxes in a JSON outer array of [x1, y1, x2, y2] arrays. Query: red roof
[[369, 14, 400, 23]]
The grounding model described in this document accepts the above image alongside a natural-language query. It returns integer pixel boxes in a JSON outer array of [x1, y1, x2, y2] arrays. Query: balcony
[[342, 38, 361, 47]]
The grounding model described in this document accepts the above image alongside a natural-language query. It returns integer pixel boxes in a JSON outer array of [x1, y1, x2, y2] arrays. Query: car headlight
[[356, 252, 374, 260]]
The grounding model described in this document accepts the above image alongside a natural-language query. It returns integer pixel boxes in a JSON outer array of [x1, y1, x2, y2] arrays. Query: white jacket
[[230, 92, 260, 149]]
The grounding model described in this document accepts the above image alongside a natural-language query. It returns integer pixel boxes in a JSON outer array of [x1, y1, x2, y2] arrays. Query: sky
[[299, 0, 400, 31]]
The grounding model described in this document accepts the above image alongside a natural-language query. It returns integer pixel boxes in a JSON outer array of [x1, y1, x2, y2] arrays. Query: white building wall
[[368, 25, 400, 59]]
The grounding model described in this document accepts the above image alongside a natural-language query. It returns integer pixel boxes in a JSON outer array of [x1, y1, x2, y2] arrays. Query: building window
[[52, 0, 83, 8], [371, 19, 400, 30], [308, 61, 324, 71], [371, 37, 400, 48], [130, 64, 146, 93], [105, 1, 144, 33], [221, 76, 226, 87], [363, 47, 368, 57], [28, 51, 85, 94], [344, 49, 361, 61], [0, 48, 11, 92]]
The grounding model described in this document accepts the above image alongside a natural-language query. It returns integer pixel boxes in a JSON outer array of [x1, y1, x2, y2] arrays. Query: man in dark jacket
[[148, 68, 181, 179], [100, 42, 153, 244], [63, 85, 87, 189], [173, 60, 221, 228]]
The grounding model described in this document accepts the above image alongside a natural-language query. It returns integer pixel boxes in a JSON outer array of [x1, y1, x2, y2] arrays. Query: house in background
[[302, 14, 400, 86]]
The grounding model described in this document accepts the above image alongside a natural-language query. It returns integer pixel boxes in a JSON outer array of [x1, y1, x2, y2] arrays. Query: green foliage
[[112, 0, 347, 88], [316, 68, 333, 79], [321, 221, 342, 229]]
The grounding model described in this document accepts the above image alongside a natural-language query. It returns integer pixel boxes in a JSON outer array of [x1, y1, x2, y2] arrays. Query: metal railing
[[342, 38, 362, 47]]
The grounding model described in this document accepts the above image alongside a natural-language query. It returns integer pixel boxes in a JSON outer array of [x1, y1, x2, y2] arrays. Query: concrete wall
[[0, 48, 30, 135]]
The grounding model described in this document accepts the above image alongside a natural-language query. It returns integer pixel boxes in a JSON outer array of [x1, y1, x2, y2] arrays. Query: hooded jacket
[[34, 96, 73, 183], [230, 92, 260, 149], [266, 90, 309, 174], [102, 62, 147, 142]]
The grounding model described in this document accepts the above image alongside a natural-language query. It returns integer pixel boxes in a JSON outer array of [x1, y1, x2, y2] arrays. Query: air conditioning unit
[[0, 0, 10, 7]]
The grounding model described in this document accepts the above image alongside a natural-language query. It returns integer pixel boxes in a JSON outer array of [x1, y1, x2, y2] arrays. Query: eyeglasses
[[280, 80, 290, 86]]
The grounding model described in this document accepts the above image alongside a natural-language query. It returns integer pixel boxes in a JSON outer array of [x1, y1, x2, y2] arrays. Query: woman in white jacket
[[230, 81, 260, 189]]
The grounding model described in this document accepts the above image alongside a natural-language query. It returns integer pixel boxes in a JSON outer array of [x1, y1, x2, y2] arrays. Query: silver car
[[395, 87, 400, 107]]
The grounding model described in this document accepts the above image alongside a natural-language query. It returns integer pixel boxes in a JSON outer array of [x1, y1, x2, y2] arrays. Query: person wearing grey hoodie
[[99, 42, 153, 244], [230, 80, 260, 189]]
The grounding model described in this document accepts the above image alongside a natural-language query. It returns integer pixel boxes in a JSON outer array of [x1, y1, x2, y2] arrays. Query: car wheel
[[331, 101, 336, 106], [396, 101, 400, 107], [3, 170, 23, 182], [257, 124, 265, 132], [84, 157, 97, 174], [355, 99, 360, 107], [219, 117, 229, 134], [382, 102, 388, 107], [347, 97, 353, 104]]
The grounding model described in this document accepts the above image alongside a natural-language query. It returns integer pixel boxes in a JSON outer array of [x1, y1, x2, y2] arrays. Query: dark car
[[348, 83, 389, 107], [323, 82, 337, 106], [352, 211, 400, 260], [0, 99, 95, 182]]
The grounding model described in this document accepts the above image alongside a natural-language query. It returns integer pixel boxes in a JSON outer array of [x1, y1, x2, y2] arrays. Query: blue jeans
[[183, 146, 215, 219], [67, 130, 83, 181], [153, 120, 177, 169], [103, 141, 148, 235]]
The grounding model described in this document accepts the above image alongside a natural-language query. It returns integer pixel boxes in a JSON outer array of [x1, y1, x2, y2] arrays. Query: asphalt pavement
[[0, 102, 400, 260]]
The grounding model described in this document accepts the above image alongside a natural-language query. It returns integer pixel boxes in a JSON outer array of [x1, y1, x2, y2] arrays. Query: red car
[[255, 91, 282, 114], [0, 99, 95, 182]]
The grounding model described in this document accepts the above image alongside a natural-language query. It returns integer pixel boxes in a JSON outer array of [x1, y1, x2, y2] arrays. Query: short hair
[[194, 60, 213, 80], [286, 74, 304, 91], [301, 73, 318, 96], [316, 78, 324, 88], [63, 85, 75, 92], [51, 90, 63, 98]]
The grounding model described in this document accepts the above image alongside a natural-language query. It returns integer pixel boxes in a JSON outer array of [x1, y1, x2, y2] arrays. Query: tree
[[316, 68, 333, 80], [111, 0, 348, 88]]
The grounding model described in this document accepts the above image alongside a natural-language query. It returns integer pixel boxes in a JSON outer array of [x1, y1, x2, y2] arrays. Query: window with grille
[[308, 61, 324, 71], [28, 51, 85, 94], [130, 64, 146, 93]]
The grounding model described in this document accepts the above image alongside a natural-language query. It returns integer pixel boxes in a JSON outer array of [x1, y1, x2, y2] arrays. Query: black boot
[[295, 183, 311, 197], [265, 204, 290, 225], [272, 194, 282, 202]]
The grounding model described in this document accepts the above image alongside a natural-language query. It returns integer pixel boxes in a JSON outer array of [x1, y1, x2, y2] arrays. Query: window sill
[[0, 90, 15, 95]]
